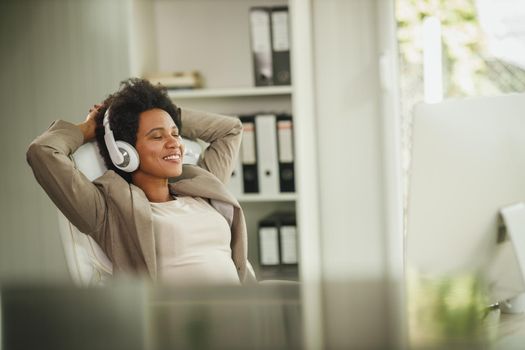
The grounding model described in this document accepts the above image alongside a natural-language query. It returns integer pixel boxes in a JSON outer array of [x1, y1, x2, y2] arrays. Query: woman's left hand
[[78, 104, 102, 143]]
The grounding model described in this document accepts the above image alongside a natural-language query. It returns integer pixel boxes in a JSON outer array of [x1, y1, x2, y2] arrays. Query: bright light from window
[[423, 16, 443, 104]]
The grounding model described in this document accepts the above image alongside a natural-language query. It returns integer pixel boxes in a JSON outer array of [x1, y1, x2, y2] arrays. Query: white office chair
[[57, 138, 202, 286]]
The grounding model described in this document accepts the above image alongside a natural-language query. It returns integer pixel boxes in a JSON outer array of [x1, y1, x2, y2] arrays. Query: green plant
[[408, 269, 492, 348]]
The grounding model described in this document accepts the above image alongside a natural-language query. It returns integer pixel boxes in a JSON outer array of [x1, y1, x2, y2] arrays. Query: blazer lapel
[[171, 166, 240, 207]]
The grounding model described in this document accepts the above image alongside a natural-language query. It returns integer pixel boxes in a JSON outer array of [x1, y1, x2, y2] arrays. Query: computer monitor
[[407, 93, 525, 304]]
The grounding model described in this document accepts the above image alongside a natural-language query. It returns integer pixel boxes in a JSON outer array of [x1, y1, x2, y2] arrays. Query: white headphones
[[103, 107, 140, 172]]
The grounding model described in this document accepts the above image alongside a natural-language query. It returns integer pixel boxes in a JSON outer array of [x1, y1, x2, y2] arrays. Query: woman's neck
[[131, 174, 171, 202]]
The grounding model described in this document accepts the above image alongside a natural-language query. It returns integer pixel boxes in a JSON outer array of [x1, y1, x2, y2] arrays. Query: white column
[[289, 0, 324, 349]]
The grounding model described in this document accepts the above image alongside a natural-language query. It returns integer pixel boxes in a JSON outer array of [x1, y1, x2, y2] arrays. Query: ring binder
[[276, 114, 295, 193], [255, 114, 280, 195], [250, 7, 274, 86], [240, 116, 259, 193], [271, 6, 291, 86], [258, 211, 298, 267]]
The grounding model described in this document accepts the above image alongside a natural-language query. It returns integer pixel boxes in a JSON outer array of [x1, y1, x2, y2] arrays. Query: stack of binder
[[228, 114, 295, 197], [249, 6, 291, 86], [257, 211, 298, 268]]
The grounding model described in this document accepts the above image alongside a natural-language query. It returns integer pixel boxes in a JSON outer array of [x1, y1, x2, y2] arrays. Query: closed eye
[[151, 134, 179, 140]]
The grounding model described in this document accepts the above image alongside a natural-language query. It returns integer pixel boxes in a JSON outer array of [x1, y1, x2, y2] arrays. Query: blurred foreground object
[[1, 282, 301, 350], [408, 269, 497, 349]]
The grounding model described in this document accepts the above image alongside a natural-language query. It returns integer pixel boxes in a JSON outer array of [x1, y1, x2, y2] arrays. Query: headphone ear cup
[[113, 141, 139, 172]]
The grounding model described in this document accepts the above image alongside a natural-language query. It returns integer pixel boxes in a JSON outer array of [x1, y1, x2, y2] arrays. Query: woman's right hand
[[77, 104, 102, 143]]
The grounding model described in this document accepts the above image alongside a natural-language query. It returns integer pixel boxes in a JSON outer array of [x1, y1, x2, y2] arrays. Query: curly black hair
[[94, 78, 182, 183]]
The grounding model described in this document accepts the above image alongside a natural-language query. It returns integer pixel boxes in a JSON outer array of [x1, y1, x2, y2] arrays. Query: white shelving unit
[[147, 0, 297, 281]]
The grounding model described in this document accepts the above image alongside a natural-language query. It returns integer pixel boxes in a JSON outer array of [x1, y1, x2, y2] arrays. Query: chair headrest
[[72, 142, 107, 181]]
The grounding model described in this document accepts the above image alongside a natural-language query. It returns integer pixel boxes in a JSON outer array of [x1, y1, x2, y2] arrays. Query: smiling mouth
[[163, 154, 181, 162]]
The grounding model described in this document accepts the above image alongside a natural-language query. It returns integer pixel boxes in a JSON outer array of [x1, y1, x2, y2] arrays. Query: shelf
[[237, 193, 297, 203], [168, 86, 292, 99]]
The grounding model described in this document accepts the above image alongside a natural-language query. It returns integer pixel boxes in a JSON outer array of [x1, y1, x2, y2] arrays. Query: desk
[[495, 312, 525, 350]]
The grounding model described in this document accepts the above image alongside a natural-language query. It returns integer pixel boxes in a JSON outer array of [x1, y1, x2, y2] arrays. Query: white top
[[150, 196, 241, 286]]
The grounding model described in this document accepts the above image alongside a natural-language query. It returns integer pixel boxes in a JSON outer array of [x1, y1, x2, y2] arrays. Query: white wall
[[0, 0, 135, 282]]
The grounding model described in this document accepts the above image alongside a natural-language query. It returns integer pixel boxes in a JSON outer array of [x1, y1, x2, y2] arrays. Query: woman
[[27, 78, 257, 286]]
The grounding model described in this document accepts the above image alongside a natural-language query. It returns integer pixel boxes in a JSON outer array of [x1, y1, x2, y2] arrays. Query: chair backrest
[[58, 138, 202, 285]]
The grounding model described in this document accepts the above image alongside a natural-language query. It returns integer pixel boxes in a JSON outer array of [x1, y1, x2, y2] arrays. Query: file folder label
[[250, 10, 272, 54], [270, 7, 291, 85], [259, 227, 280, 265], [280, 225, 298, 264], [241, 122, 256, 165], [250, 8, 273, 86], [271, 11, 290, 52]]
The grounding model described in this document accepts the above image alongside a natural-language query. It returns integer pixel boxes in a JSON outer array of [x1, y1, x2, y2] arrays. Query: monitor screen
[[407, 93, 525, 302]]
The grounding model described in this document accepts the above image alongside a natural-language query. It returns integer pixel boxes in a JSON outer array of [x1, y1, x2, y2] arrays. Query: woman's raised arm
[[180, 108, 243, 184], [26, 107, 107, 237]]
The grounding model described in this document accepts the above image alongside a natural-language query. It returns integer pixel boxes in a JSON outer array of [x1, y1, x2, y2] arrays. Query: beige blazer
[[27, 108, 257, 284]]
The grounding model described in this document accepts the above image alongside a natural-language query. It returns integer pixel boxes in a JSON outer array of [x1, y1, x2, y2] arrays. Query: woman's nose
[[166, 135, 182, 148]]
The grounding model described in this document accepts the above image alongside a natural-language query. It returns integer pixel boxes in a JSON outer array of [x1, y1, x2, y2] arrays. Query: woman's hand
[[77, 104, 102, 143]]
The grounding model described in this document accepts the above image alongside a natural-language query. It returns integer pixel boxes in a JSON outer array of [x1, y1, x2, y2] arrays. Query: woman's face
[[134, 108, 185, 180]]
